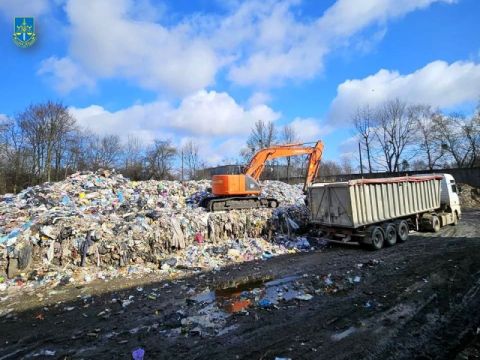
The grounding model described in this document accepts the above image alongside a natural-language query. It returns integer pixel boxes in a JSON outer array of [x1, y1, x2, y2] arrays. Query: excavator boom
[[244, 141, 324, 191]]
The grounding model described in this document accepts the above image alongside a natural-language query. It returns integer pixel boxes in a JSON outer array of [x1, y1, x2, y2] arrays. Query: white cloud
[[289, 117, 332, 142], [0, 0, 50, 19], [61, 0, 218, 95], [316, 0, 455, 39], [329, 60, 480, 123], [69, 90, 282, 165], [39, 0, 456, 94], [248, 92, 272, 107], [225, 0, 454, 87], [224, 0, 328, 86], [165, 90, 280, 136], [38, 57, 95, 94], [338, 134, 360, 153], [70, 89, 280, 141], [200, 137, 247, 165]]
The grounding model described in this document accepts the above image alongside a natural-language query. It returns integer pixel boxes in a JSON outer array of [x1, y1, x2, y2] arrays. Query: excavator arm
[[245, 141, 324, 191]]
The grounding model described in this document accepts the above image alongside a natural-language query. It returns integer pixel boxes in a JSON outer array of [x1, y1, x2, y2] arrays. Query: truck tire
[[368, 226, 385, 250], [383, 223, 397, 247], [431, 215, 441, 232], [396, 220, 409, 242]]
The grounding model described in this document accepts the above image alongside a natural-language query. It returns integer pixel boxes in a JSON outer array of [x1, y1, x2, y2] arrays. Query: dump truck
[[308, 174, 461, 250]]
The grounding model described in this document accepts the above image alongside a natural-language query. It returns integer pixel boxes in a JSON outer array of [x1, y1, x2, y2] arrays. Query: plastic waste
[[132, 348, 145, 360], [117, 191, 124, 202], [0, 229, 20, 244], [61, 195, 71, 205], [295, 293, 313, 301], [195, 233, 204, 244], [0, 170, 311, 285], [258, 298, 273, 308], [324, 275, 334, 286], [262, 251, 273, 260]]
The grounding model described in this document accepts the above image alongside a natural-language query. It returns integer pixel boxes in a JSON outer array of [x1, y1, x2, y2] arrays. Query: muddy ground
[[1, 210, 480, 360]]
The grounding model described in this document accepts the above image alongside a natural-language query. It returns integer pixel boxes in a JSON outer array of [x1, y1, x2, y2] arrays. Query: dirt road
[[1, 210, 480, 359]]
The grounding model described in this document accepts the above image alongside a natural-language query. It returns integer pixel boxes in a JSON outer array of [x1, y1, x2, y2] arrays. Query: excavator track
[[202, 196, 279, 211]]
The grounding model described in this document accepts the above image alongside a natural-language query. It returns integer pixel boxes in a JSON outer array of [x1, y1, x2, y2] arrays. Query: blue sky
[[1, 0, 480, 165]]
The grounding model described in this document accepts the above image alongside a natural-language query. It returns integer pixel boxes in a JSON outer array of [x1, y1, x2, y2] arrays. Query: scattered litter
[[295, 293, 313, 301], [331, 326, 357, 341], [122, 298, 134, 308], [324, 275, 334, 286], [258, 298, 273, 308], [32, 349, 56, 357], [132, 348, 145, 360]]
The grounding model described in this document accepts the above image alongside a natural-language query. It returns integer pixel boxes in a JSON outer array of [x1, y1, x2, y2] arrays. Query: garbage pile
[[458, 183, 480, 208], [0, 171, 309, 280]]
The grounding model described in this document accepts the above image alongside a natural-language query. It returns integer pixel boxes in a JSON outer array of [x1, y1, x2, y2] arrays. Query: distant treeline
[[1, 99, 479, 194]]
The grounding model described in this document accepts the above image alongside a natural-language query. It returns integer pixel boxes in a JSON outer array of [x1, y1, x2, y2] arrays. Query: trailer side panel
[[309, 176, 442, 228]]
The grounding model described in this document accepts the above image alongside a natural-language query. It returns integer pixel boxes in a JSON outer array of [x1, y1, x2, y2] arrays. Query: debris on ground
[[458, 183, 480, 208], [0, 170, 311, 291], [132, 348, 145, 360]]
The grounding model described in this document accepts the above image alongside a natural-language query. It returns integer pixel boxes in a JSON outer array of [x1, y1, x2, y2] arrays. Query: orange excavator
[[202, 141, 324, 211]]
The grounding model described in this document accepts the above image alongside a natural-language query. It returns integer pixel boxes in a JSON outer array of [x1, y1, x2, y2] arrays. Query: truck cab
[[440, 173, 461, 220]]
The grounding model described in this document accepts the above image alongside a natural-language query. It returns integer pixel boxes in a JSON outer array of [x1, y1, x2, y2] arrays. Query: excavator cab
[[211, 174, 261, 196]]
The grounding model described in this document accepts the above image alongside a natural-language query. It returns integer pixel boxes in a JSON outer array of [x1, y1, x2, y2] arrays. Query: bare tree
[[321, 160, 342, 177], [462, 110, 480, 167], [182, 140, 200, 180], [147, 139, 177, 179], [340, 156, 353, 174], [63, 130, 89, 175], [243, 120, 277, 160], [124, 135, 145, 179], [353, 105, 375, 173], [88, 134, 122, 169], [374, 99, 417, 172], [410, 159, 428, 171], [433, 112, 480, 168], [17, 101, 76, 182], [0, 119, 31, 192], [412, 105, 445, 170], [281, 124, 299, 181]]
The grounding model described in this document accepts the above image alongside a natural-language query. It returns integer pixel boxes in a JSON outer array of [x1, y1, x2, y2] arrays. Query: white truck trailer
[[308, 174, 461, 250]]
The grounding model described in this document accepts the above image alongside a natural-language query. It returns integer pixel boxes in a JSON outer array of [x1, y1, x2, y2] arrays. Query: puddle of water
[[179, 274, 313, 337], [189, 274, 307, 314]]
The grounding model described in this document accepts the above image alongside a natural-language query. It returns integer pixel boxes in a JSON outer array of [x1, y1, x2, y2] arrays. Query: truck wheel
[[368, 226, 385, 250], [396, 220, 409, 242], [431, 215, 441, 232], [383, 223, 397, 247]]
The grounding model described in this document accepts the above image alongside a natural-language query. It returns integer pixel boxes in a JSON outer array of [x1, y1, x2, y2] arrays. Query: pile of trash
[[0, 170, 309, 281], [458, 183, 480, 208]]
